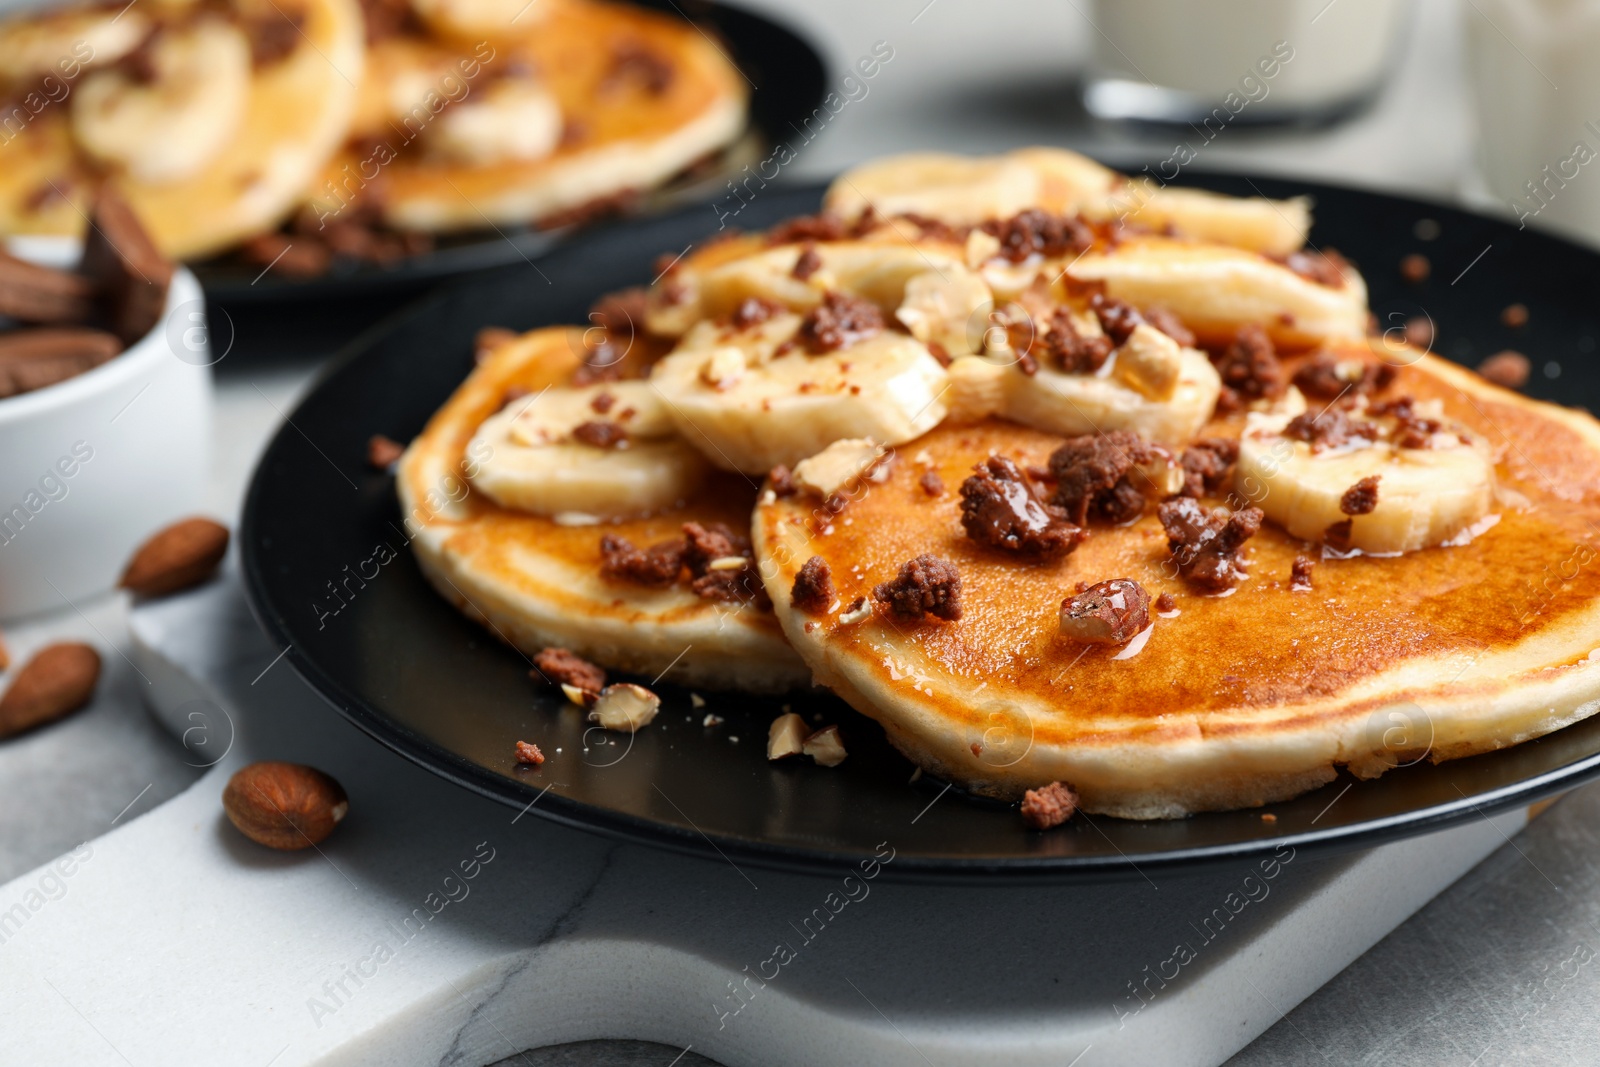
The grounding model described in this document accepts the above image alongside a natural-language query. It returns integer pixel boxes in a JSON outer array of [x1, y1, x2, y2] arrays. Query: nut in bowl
[[0, 197, 211, 620]]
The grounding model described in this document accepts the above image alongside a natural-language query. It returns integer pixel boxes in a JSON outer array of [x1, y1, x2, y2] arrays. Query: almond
[[0, 642, 101, 738], [222, 762, 348, 850], [119, 517, 230, 597]]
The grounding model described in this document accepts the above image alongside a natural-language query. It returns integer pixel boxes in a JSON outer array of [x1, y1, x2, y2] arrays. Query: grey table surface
[[4, 0, 1597, 1063]]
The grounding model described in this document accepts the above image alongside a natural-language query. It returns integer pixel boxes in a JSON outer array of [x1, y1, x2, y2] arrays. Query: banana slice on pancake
[[1066, 235, 1368, 347], [468, 378, 710, 520], [822, 152, 1043, 227], [754, 355, 1600, 814], [400, 325, 806, 691], [410, 0, 563, 42], [1238, 395, 1495, 554], [1098, 179, 1311, 257], [650, 306, 951, 473], [0, 0, 365, 259]]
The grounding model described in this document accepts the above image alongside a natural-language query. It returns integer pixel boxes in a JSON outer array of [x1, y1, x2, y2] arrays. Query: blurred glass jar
[[1083, 0, 1413, 125], [1466, 0, 1600, 246]]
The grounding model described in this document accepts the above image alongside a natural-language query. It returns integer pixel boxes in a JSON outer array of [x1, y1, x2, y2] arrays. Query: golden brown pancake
[[753, 348, 1600, 817], [399, 326, 807, 691]]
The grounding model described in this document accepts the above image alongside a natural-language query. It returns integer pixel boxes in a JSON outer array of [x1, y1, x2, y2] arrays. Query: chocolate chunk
[[1275, 249, 1348, 288], [1020, 780, 1078, 830], [1059, 579, 1150, 645], [1090, 294, 1143, 346], [873, 555, 962, 622], [797, 291, 883, 353], [1291, 354, 1396, 400], [1501, 303, 1529, 328], [0, 328, 122, 398], [1478, 350, 1530, 390], [589, 287, 647, 338], [766, 212, 849, 245], [590, 391, 616, 414], [682, 522, 765, 606], [986, 210, 1093, 263], [1157, 497, 1262, 592], [1399, 253, 1430, 284], [599, 533, 686, 586], [78, 189, 174, 345], [918, 470, 945, 497], [1213, 324, 1284, 412], [682, 521, 746, 573], [1290, 555, 1315, 591], [791, 242, 822, 281], [1155, 591, 1177, 612], [0, 249, 95, 324], [367, 434, 404, 469], [1369, 396, 1441, 449], [791, 555, 834, 614], [1048, 430, 1160, 525], [1178, 438, 1239, 499], [572, 339, 625, 385], [572, 420, 627, 448], [1340, 475, 1381, 516], [959, 455, 1085, 558], [533, 647, 606, 694], [1283, 408, 1377, 452], [727, 296, 782, 330], [768, 464, 797, 497], [1325, 519, 1353, 552], [1141, 306, 1195, 348], [1041, 307, 1113, 374]]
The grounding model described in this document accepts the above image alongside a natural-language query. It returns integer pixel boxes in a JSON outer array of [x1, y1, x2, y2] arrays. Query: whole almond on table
[[223, 762, 348, 850], [119, 518, 230, 597], [0, 643, 101, 739]]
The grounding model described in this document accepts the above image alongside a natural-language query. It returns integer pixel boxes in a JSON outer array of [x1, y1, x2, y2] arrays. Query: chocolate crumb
[[1340, 475, 1381, 516], [1400, 253, 1430, 284], [986, 210, 1093, 263], [873, 555, 962, 621], [728, 296, 782, 331], [1275, 249, 1348, 288], [572, 420, 627, 448], [1158, 497, 1262, 592], [1478, 350, 1530, 390], [791, 242, 822, 281], [590, 391, 617, 414], [797, 291, 883, 353], [768, 464, 797, 497], [533, 647, 606, 693], [514, 741, 545, 766], [1179, 438, 1239, 499], [1213, 324, 1284, 412], [1283, 408, 1378, 452], [367, 434, 404, 469], [1501, 303, 1529, 328], [1090, 294, 1143, 346], [791, 555, 834, 614], [1325, 519, 1354, 551], [1155, 591, 1176, 612], [1048, 431, 1160, 525], [1290, 555, 1315, 591], [1404, 316, 1434, 350], [919, 470, 945, 497], [1142, 306, 1195, 348], [600, 533, 685, 586], [1291, 355, 1396, 400], [1020, 780, 1078, 829], [960, 456, 1085, 558]]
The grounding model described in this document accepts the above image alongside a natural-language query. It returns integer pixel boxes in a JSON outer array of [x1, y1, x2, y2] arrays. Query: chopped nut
[[873, 555, 962, 622], [1501, 303, 1529, 328], [1112, 323, 1183, 401], [1020, 780, 1078, 830], [1478, 350, 1530, 390], [1060, 579, 1151, 645], [1261, 812, 1278, 823], [560, 683, 596, 707], [514, 741, 546, 766], [707, 556, 748, 571], [701, 346, 746, 389], [802, 725, 848, 767], [791, 438, 888, 499], [368, 434, 404, 469], [767, 712, 808, 759], [838, 596, 872, 625], [702, 712, 723, 727], [1399, 253, 1430, 283], [588, 683, 661, 732]]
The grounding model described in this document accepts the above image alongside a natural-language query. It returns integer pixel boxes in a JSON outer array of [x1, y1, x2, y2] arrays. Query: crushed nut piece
[[802, 725, 848, 767], [589, 683, 661, 732], [838, 595, 872, 625], [560, 683, 595, 707], [1020, 781, 1078, 830], [767, 712, 808, 760], [1060, 579, 1151, 645], [791, 438, 888, 500], [703, 712, 724, 727]]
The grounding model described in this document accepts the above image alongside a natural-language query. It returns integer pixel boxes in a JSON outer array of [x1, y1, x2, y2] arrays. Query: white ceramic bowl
[[0, 237, 212, 620]]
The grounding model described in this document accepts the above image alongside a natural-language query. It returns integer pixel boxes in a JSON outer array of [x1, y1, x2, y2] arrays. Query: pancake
[[0, 0, 365, 259], [398, 325, 807, 691], [753, 349, 1600, 817], [338, 0, 748, 231]]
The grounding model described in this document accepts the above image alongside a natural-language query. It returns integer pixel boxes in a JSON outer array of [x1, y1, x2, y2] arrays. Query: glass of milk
[[1083, 0, 1414, 125], [1465, 0, 1600, 246]]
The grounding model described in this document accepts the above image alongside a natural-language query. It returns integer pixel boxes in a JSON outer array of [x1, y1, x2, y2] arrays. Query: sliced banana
[[650, 312, 949, 473], [467, 379, 710, 519], [1091, 179, 1310, 257], [1002, 344, 1221, 447], [0, 7, 149, 84], [1237, 402, 1495, 554], [1066, 235, 1367, 347], [1006, 146, 1121, 215], [823, 152, 1042, 227], [427, 78, 563, 165], [70, 20, 251, 184], [410, 0, 557, 41], [692, 240, 966, 324]]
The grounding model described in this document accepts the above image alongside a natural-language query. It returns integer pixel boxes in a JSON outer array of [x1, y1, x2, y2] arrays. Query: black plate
[[193, 0, 825, 303], [242, 174, 1600, 883]]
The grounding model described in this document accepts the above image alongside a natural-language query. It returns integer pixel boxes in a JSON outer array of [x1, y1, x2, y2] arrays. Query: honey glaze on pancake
[[757, 352, 1600, 748], [366, 0, 745, 213], [400, 326, 798, 683]]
